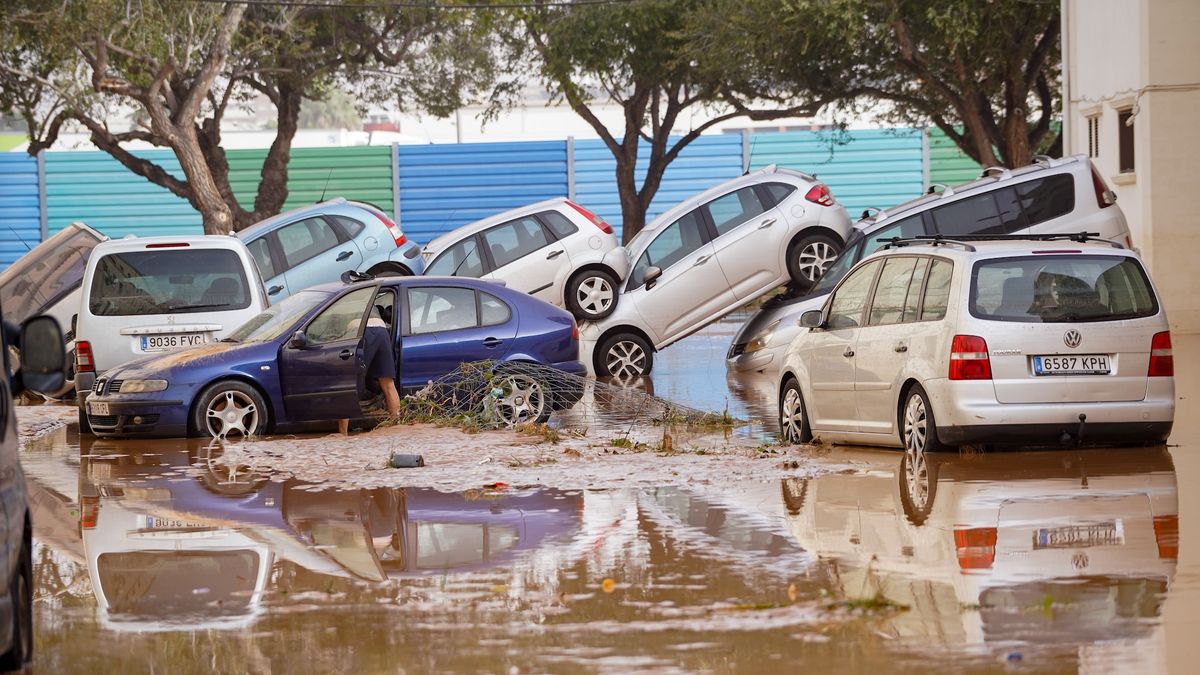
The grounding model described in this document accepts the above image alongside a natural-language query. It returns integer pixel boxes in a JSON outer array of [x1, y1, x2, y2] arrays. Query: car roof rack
[[879, 232, 1123, 252]]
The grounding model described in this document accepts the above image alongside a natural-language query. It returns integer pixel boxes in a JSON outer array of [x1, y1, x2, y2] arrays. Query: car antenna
[[317, 168, 334, 204], [5, 225, 31, 252]]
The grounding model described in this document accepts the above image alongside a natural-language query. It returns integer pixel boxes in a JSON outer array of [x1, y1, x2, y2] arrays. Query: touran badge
[[1064, 329, 1082, 348]]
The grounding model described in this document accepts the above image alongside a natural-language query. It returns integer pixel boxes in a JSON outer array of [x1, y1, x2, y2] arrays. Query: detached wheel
[[779, 378, 813, 444], [488, 373, 550, 426], [900, 384, 949, 455], [566, 269, 618, 321], [595, 332, 653, 379], [0, 521, 32, 670], [193, 380, 269, 439], [787, 233, 840, 289]]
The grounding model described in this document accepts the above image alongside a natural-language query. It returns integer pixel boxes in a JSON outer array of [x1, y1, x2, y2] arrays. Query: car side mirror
[[798, 310, 824, 329], [288, 330, 309, 349], [643, 266, 663, 290], [19, 316, 67, 395]]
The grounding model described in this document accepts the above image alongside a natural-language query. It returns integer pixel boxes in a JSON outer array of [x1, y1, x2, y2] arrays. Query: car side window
[[426, 238, 485, 278], [705, 187, 769, 237], [629, 210, 708, 287], [765, 182, 797, 205], [920, 259, 953, 321], [277, 217, 342, 269], [901, 259, 930, 322], [867, 257, 919, 326], [864, 215, 925, 256], [334, 216, 367, 238], [826, 260, 881, 330], [246, 237, 278, 279], [480, 291, 511, 327], [408, 287, 478, 335], [931, 191, 1025, 236], [539, 211, 579, 239], [306, 287, 374, 345], [482, 217, 551, 268], [1015, 174, 1075, 226]]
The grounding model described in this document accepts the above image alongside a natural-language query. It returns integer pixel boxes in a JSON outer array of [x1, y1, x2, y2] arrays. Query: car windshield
[[810, 238, 863, 296], [89, 248, 252, 316], [970, 255, 1159, 323], [0, 225, 102, 323], [226, 291, 329, 342]]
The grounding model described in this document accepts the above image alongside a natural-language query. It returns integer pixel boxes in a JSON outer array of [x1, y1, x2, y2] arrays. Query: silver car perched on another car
[[729, 154, 1133, 374], [581, 165, 852, 378], [237, 198, 424, 302]]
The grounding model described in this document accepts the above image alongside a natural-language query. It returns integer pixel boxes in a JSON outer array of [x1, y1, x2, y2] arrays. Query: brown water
[[20, 322, 1200, 674]]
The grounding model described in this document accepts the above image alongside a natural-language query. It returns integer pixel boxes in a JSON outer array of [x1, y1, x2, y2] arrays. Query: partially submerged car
[[84, 275, 586, 438], [422, 198, 628, 322]]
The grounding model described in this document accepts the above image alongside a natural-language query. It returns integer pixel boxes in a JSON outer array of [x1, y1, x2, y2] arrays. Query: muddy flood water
[[19, 318, 1200, 673]]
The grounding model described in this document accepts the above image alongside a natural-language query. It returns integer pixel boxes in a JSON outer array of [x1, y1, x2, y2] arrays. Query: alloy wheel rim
[[796, 241, 838, 282], [903, 438, 931, 512], [781, 388, 805, 442], [903, 394, 928, 455], [577, 276, 615, 316], [606, 340, 646, 378], [492, 375, 547, 426], [205, 390, 260, 439]]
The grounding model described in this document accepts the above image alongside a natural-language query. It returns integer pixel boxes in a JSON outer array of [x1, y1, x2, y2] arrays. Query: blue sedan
[[84, 276, 586, 438]]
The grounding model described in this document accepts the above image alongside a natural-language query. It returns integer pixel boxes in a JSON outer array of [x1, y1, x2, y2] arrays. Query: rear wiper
[[165, 302, 230, 311]]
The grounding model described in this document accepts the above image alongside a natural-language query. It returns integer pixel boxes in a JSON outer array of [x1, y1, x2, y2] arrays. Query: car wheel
[[595, 333, 653, 379], [368, 262, 412, 278], [566, 269, 619, 321], [192, 440, 269, 497], [787, 233, 841, 289], [898, 441, 940, 526], [487, 373, 550, 426], [0, 522, 32, 670], [781, 478, 809, 515], [192, 380, 269, 440], [778, 378, 813, 444], [900, 384, 949, 455]]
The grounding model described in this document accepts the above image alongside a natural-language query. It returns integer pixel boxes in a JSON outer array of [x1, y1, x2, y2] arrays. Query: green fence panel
[[927, 127, 984, 187]]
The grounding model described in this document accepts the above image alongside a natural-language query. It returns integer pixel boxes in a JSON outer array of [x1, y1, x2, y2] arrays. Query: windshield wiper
[[164, 302, 231, 312]]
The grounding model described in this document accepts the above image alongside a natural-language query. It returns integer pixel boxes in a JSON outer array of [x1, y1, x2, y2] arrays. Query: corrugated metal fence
[[2, 127, 991, 269]]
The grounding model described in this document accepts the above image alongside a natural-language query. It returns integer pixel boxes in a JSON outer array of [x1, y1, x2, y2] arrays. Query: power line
[[181, 0, 637, 9]]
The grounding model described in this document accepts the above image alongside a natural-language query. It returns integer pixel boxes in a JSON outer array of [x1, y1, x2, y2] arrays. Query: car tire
[[565, 269, 619, 321], [786, 232, 841, 289], [0, 522, 32, 670], [368, 262, 411, 278], [900, 384, 950, 454], [595, 332, 653, 379], [781, 478, 809, 515], [778, 378, 813, 444], [192, 380, 269, 439], [898, 443, 940, 526]]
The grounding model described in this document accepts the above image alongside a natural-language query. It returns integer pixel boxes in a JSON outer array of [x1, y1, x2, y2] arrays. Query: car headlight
[[743, 320, 780, 355], [119, 379, 169, 393]]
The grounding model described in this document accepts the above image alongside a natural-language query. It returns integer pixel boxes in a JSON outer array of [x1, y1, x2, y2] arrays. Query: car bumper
[[86, 397, 188, 438], [925, 378, 1175, 446], [391, 242, 426, 274], [726, 347, 775, 373]]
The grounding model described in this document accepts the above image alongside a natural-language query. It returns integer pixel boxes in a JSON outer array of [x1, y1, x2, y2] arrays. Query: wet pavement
[[19, 316, 1200, 673]]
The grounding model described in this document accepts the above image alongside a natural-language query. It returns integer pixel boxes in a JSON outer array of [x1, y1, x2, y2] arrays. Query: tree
[[790, 0, 1061, 168], [0, 1, 494, 233], [299, 91, 362, 130], [492, 0, 855, 243]]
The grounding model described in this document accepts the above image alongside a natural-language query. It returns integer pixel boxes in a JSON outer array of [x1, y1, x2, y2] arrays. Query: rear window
[[970, 255, 1158, 323], [89, 249, 252, 316], [0, 225, 102, 324]]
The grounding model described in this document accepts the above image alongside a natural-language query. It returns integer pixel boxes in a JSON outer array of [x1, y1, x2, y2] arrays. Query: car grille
[[88, 414, 118, 428], [93, 379, 125, 395], [87, 413, 159, 432], [728, 343, 746, 358], [93, 378, 105, 394], [108, 379, 124, 393]]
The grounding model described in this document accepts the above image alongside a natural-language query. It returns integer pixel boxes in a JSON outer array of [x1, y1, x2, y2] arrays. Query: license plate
[[136, 515, 208, 531], [88, 401, 110, 415], [1033, 520, 1124, 549], [141, 332, 208, 352], [1033, 354, 1110, 375]]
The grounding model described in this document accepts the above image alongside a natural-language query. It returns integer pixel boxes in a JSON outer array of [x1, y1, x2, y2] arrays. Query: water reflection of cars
[[781, 446, 1178, 646]]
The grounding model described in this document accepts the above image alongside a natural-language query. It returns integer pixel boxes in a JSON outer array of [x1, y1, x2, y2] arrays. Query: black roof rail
[[879, 235, 976, 252], [878, 232, 1124, 252]]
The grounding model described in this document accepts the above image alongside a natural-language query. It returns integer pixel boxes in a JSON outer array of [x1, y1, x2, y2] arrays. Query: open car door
[[280, 286, 376, 421]]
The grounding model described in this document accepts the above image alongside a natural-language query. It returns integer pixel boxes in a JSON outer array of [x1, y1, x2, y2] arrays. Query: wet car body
[[84, 276, 586, 438]]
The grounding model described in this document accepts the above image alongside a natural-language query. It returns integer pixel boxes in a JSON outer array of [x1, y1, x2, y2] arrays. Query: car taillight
[[954, 526, 997, 570], [949, 335, 991, 380], [80, 496, 99, 530], [1124, 233, 1134, 249], [1153, 515, 1179, 559], [1149, 331, 1173, 377], [1091, 165, 1116, 208], [571, 322, 579, 341], [804, 184, 835, 207], [76, 340, 94, 373], [565, 200, 614, 235], [370, 210, 407, 247]]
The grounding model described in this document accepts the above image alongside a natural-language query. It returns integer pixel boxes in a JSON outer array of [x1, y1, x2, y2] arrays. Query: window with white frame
[[1086, 115, 1100, 158]]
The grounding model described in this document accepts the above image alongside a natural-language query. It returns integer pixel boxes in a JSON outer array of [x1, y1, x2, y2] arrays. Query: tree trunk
[[614, 152, 645, 245], [172, 126, 236, 235], [248, 83, 303, 229]]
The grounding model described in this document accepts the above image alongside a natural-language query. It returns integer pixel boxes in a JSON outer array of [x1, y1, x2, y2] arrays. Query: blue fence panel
[[0, 153, 42, 270], [44, 150, 202, 238], [397, 141, 568, 245], [573, 134, 744, 240], [749, 128, 925, 221]]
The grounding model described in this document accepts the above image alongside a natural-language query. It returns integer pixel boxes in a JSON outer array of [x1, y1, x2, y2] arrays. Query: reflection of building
[[1063, 0, 1200, 332]]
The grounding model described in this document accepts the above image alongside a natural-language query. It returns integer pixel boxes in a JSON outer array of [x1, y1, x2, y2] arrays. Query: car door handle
[[482, 337, 503, 348], [268, 285, 284, 296], [843, 348, 855, 358], [693, 254, 711, 266], [546, 249, 564, 260], [339, 349, 353, 360], [894, 344, 908, 353], [336, 250, 354, 262], [757, 217, 777, 229]]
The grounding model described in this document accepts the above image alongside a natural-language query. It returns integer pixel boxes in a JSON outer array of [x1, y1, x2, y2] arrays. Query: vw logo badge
[[1064, 329, 1082, 348]]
